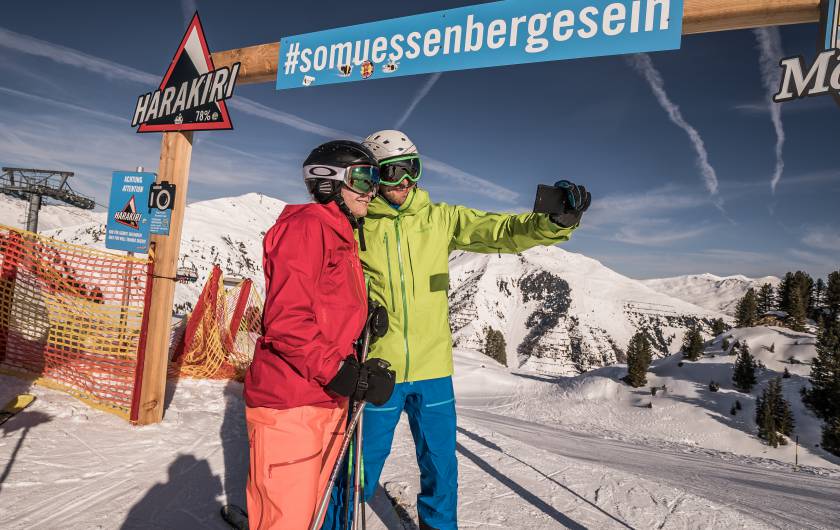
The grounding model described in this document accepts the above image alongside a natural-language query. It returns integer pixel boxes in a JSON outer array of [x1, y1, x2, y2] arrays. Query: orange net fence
[[0, 225, 152, 420], [169, 265, 262, 380]]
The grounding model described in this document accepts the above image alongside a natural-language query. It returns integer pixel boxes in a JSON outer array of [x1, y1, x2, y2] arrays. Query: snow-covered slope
[[1, 335, 837, 529], [641, 273, 781, 315], [508, 325, 840, 471], [0, 193, 103, 232], [449, 248, 725, 376], [44, 192, 286, 313]]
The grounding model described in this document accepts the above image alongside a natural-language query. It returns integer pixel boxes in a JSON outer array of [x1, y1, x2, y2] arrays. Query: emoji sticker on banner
[[338, 64, 353, 77], [360, 60, 374, 79], [382, 60, 399, 73], [302, 75, 315, 86]]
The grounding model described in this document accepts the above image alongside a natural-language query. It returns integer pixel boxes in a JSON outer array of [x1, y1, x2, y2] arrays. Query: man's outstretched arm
[[447, 180, 591, 253]]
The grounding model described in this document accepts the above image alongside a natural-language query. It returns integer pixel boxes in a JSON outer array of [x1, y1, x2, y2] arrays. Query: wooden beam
[[134, 131, 193, 425], [213, 42, 279, 86], [683, 0, 820, 34], [211, 0, 821, 86]]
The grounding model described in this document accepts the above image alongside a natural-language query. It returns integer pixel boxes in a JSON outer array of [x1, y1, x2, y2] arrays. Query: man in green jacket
[[323, 130, 590, 530]]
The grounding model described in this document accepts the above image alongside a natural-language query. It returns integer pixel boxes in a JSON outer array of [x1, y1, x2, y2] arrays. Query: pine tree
[[722, 338, 731, 352], [803, 320, 840, 420], [777, 272, 793, 312], [483, 327, 507, 366], [822, 417, 840, 456], [735, 288, 758, 327], [755, 378, 795, 447], [788, 288, 807, 332], [757, 283, 775, 315], [768, 377, 795, 436], [710, 318, 727, 337], [794, 271, 815, 317], [756, 393, 780, 447], [733, 342, 757, 392], [778, 271, 814, 315], [682, 327, 704, 361], [814, 278, 826, 310], [625, 331, 652, 388], [826, 271, 840, 320]]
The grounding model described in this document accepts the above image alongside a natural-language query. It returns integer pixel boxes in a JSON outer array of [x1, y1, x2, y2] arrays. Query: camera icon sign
[[149, 181, 176, 211]]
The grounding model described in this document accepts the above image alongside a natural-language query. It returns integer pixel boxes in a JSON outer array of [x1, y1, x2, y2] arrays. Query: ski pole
[[311, 318, 374, 530], [352, 321, 373, 529], [352, 413, 364, 529], [310, 401, 367, 530]]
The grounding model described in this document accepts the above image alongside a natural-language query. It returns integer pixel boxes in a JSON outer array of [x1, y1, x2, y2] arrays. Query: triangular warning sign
[[137, 12, 233, 132], [115, 195, 141, 230]]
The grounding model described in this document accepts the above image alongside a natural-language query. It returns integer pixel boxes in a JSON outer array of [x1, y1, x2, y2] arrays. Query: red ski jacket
[[244, 201, 367, 410]]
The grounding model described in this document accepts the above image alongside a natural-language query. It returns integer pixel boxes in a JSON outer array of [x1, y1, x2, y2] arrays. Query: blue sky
[[0, 0, 838, 280]]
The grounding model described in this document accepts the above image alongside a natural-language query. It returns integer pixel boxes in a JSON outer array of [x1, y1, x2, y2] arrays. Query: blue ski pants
[[321, 376, 458, 530]]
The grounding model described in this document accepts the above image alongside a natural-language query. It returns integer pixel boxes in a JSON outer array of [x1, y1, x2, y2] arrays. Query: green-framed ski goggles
[[379, 154, 422, 186]]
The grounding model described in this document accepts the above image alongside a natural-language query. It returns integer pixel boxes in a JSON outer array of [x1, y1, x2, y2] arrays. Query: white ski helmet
[[362, 130, 418, 162]]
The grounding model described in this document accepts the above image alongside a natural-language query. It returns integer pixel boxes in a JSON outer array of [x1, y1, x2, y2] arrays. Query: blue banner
[[276, 0, 682, 90], [105, 171, 155, 253]]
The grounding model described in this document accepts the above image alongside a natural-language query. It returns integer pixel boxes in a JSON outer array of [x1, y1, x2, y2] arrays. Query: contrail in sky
[[395, 73, 442, 129], [629, 53, 724, 212], [753, 27, 785, 194]]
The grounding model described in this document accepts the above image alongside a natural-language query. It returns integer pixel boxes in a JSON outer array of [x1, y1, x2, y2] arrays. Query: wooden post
[[134, 131, 193, 425], [210, 0, 822, 85]]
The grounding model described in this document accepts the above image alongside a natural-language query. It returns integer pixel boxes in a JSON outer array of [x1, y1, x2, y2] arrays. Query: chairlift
[[176, 263, 199, 284], [223, 275, 245, 288]]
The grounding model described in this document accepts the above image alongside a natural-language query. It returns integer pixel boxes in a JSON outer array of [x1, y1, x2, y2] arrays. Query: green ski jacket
[[360, 187, 577, 382]]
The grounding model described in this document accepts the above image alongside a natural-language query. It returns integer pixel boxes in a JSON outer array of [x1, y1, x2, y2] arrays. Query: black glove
[[548, 180, 591, 228], [325, 357, 396, 406]]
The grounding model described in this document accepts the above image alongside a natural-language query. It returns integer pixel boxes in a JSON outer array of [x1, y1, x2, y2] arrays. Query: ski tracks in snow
[[459, 407, 839, 529], [371, 414, 765, 529]]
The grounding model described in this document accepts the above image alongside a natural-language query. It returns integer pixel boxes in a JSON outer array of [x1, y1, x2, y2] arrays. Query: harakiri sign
[[132, 13, 238, 132], [275, 0, 683, 90]]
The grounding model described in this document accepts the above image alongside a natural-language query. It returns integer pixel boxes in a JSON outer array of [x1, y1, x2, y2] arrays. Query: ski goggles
[[305, 164, 380, 194], [345, 164, 380, 194], [379, 155, 422, 186]]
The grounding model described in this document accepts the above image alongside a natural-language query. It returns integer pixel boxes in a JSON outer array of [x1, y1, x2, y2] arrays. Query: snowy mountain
[[449, 248, 725, 376], [641, 273, 781, 316], [37, 192, 729, 374], [0, 193, 103, 232], [44, 192, 286, 313]]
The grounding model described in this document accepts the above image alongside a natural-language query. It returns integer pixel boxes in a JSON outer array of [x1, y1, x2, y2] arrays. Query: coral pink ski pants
[[246, 404, 347, 529]]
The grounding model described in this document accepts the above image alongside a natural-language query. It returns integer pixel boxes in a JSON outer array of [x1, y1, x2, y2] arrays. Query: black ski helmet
[[302, 140, 378, 204]]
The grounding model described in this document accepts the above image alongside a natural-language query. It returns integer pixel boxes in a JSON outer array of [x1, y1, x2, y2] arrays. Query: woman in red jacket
[[243, 140, 395, 530]]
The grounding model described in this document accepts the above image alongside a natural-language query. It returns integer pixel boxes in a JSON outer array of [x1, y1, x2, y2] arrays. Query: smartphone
[[533, 184, 567, 214]]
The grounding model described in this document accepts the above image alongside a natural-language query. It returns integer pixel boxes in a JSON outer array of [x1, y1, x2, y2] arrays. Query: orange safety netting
[[169, 265, 262, 380], [0, 225, 152, 419]]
